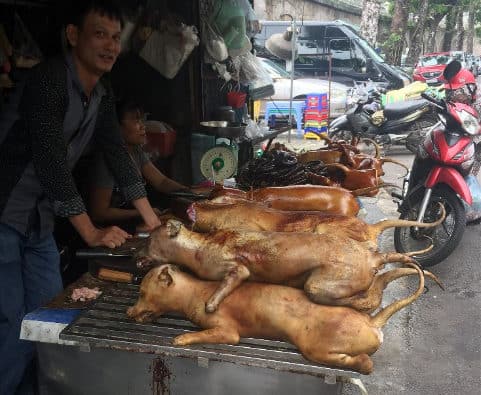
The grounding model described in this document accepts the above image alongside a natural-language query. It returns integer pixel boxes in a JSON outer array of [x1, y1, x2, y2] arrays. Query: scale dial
[[200, 146, 237, 182]]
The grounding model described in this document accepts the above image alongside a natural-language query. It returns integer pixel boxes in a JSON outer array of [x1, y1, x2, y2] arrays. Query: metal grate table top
[[60, 284, 360, 379]]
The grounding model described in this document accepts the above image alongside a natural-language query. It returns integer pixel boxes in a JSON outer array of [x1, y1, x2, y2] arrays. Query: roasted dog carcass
[[187, 200, 445, 250], [209, 185, 360, 216], [136, 219, 429, 313], [127, 263, 426, 374]]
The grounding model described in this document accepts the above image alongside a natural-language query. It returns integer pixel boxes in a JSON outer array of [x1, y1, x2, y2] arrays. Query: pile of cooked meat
[[127, 181, 444, 374]]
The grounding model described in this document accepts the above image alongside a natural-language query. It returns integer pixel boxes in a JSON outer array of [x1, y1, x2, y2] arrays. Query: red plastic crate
[[304, 113, 328, 122], [306, 93, 328, 110]]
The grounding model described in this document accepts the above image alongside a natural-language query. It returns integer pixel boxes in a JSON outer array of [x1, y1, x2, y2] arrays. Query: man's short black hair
[[65, 0, 124, 29]]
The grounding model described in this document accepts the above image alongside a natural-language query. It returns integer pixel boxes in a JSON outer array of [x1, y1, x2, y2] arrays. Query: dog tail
[[371, 260, 424, 328], [380, 158, 409, 176], [350, 182, 401, 197], [377, 267, 444, 292], [369, 203, 445, 238], [360, 137, 381, 159]]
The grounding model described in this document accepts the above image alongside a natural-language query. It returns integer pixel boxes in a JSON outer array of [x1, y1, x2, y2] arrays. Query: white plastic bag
[[244, 118, 263, 140], [232, 52, 274, 100], [140, 21, 199, 79], [202, 19, 228, 63]]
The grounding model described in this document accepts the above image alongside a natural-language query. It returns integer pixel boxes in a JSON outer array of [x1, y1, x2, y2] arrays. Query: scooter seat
[[384, 99, 430, 120]]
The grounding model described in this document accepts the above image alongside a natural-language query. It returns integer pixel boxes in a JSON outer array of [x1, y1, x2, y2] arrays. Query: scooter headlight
[[457, 109, 479, 135]]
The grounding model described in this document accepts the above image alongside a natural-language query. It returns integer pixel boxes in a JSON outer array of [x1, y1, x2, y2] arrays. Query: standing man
[[0, 1, 160, 393]]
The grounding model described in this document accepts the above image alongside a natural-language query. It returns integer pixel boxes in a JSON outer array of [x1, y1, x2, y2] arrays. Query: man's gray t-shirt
[[92, 146, 149, 208]]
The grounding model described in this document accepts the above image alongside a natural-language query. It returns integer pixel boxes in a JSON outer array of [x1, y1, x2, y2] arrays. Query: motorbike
[[393, 60, 481, 267], [328, 81, 439, 153]]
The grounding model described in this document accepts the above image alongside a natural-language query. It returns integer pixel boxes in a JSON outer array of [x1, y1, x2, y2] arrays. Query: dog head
[[127, 264, 181, 323]]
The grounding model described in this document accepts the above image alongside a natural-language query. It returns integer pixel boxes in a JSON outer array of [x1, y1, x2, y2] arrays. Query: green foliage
[[382, 32, 402, 50], [381, 1, 481, 46], [476, 26, 481, 38]]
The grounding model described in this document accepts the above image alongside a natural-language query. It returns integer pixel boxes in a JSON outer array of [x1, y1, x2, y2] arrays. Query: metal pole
[[288, 19, 296, 143], [328, 52, 332, 122]]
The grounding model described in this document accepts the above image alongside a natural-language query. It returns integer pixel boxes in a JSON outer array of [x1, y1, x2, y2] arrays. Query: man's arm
[[21, 60, 87, 218], [21, 61, 132, 247]]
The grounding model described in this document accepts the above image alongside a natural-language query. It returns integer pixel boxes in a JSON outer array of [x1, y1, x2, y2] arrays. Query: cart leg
[[346, 377, 368, 395]]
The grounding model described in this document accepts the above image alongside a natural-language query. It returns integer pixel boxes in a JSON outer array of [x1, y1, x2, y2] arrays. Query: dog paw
[[205, 301, 218, 313], [173, 335, 187, 346]]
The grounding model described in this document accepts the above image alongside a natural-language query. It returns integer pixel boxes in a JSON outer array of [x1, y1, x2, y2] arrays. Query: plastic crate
[[304, 113, 329, 122], [304, 131, 327, 140], [304, 126, 328, 134], [306, 93, 328, 110], [304, 120, 328, 128]]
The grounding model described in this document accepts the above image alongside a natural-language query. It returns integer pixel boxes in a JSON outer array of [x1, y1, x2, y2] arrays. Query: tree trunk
[[360, 0, 381, 47], [442, 7, 457, 52], [454, 7, 464, 50], [386, 0, 408, 65], [406, 0, 429, 65], [426, 12, 447, 53], [467, 2, 475, 53]]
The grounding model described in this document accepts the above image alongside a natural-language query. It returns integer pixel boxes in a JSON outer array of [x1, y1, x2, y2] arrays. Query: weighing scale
[[196, 122, 244, 183], [199, 143, 238, 182]]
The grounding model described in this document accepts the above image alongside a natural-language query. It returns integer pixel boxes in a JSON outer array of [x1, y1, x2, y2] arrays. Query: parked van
[[254, 20, 411, 89]]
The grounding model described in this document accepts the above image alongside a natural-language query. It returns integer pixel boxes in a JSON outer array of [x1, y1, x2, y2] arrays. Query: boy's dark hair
[[65, 0, 124, 29], [116, 99, 144, 123]]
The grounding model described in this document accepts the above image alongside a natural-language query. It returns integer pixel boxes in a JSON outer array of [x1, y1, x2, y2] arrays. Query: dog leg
[[323, 352, 374, 375], [304, 267, 368, 305], [173, 327, 240, 346], [205, 264, 250, 313]]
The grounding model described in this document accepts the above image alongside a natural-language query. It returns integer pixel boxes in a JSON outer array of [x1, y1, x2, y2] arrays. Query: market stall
[[21, 273, 365, 394]]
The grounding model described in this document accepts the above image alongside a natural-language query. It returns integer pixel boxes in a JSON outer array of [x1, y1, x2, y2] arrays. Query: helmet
[[446, 68, 476, 89], [445, 68, 477, 104]]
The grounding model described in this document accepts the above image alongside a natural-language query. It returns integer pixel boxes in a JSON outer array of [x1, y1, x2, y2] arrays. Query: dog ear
[[166, 219, 182, 237], [157, 266, 173, 287]]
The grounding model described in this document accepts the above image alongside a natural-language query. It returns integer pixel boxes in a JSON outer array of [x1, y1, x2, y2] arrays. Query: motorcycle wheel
[[328, 129, 380, 156], [328, 129, 353, 142], [393, 186, 466, 267]]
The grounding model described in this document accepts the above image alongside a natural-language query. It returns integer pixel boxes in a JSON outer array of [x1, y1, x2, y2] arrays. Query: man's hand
[[70, 213, 131, 249], [85, 226, 131, 249]]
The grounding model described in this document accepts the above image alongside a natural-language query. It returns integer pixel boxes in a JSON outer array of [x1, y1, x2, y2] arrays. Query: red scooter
[[393, 60, 481, 267]]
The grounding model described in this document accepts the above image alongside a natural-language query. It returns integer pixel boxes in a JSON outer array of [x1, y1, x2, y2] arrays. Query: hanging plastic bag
[[226, 83, 247, 109], [201, 19, 228, 63], [139, 20, 199, 79], [232, 51, 274, 100], [231, 0, 260, 36], [210, 0, 251, 58], [243, 118, 263, 140], [464, 174, 481, 223]]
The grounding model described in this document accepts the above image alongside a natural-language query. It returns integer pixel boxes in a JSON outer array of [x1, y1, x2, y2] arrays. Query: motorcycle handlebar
[[420, 92, 445, 109]]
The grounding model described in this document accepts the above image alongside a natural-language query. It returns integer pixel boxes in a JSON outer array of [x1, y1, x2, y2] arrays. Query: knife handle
[[98, 268, 133, 283]]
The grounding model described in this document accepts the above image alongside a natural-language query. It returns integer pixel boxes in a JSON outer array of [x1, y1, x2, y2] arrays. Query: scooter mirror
[[443, 60, 462, 83]]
